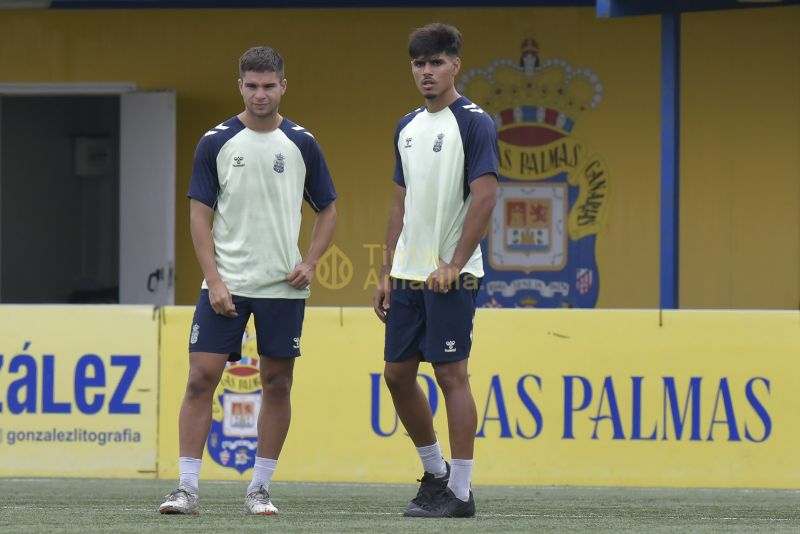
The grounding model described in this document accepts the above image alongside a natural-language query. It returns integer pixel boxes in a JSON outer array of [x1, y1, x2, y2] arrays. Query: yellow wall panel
[[0, 7, 796, 309], [681, 6, 800, 309], [0, 8, 660, 308]]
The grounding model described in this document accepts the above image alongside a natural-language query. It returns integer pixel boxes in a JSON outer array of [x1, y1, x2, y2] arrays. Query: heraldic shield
[[458, 35, 610, 308], [207, 327, 262, 473]]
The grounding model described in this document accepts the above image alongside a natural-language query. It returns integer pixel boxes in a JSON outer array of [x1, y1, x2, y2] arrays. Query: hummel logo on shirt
[[404, 137, 413, 148], [292, 337, 300, 349], [444, 340, 456, 353], [462, 103, 485, 114], [233, 156, 245, 167]]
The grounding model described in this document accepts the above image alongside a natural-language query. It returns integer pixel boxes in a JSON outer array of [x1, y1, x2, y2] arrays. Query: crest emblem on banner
[[207, 325, 261, 473], [458, 34, 610, 308]]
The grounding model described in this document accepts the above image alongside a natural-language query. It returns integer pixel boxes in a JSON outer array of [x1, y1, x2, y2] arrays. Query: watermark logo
[[315, 244, 353, 290]]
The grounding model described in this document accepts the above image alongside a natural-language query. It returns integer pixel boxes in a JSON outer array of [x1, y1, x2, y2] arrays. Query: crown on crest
[[457, 35, 602, 134]]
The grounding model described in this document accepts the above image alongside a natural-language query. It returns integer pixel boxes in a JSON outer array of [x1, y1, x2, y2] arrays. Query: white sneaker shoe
[[159, 488, 199, 515], [245, 486, 278, 515]]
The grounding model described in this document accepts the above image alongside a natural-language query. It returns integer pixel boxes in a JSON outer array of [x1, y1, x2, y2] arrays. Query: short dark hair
[[408, 23, 461, 59], [239, 46, 284, 78]]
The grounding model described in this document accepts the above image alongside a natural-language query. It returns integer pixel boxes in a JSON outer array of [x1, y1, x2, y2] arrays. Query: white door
[[119, 91, 176, 305]]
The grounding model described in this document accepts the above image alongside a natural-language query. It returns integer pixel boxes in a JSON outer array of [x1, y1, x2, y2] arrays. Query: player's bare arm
[[286, 201, 337, 290], [427, 174, 497, 293], [373, 185, 406, 322], [189, 198, 238, 317]]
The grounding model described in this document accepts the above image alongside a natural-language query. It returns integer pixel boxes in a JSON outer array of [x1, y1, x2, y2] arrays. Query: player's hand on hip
[[427, 261, 460, 294], [373, 272, 392, 323], [208, 280, 238, 318], [287, 261, 314, 290]]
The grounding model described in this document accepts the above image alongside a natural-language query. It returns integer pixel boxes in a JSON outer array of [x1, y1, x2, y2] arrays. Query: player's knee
[[384, 367, 414, 392], [185, 371, 218, 400], [263, 372, 293, 399], [434, 367, 468, 394]]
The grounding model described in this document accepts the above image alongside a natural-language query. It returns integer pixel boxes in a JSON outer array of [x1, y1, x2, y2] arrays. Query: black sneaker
[[411, 488, 476, 518], [402, 462, 450, 517]]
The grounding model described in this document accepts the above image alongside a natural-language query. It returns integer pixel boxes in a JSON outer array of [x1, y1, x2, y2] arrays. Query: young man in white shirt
[[373, 23, 498, 518], [159, 46, 337, 516]]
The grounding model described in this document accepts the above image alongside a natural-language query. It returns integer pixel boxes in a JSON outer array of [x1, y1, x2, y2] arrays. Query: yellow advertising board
[[0, 306, 159, 477], [158, 306, 800, 488]]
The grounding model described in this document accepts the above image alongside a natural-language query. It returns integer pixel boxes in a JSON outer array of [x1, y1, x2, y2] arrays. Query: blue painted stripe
[[660, 12, 680, 310], [598, 0, 800, 18]]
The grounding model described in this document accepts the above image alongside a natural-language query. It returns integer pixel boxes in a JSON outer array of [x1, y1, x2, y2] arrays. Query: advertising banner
[[0, 306, 159, 477], [158, 307, 800, 488]]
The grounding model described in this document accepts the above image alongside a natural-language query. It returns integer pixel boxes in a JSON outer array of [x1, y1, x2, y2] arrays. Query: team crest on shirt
[[273, 153, 285, 173], [458, 34, 610, 308], [207, 324, 262, 473], [433, 133, 445, 152]]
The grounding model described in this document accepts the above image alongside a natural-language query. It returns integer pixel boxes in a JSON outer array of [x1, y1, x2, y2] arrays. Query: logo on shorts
[[190, 323, 200, 344], [444, 340, 456, 353], [233, 156, 245, 167], [292, 337, 300, 349], [273, 153, 285, 173], [404, 137, 413, 148], [433, 133, 444, 152]]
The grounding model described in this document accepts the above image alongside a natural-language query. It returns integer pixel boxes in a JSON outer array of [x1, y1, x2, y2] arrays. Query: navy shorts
[[384, 275, 481, 363], [188, 290, 305, 360]]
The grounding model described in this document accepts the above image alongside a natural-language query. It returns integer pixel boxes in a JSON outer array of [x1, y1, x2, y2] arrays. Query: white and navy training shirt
[[391, 96, 498, 281], [188, 116, 336, 299]]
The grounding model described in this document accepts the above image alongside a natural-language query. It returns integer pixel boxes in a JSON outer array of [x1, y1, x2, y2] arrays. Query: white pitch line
[[3, 479, 800, 495], [698, 517, 791, 522], [0, 506, 794, 521]]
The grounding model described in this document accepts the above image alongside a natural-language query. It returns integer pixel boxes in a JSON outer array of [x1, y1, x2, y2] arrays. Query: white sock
[[447, 458, 473, 501], [416, 441, 448, 478], [178, 457, 202, 494], [247, 456, 278, 494]]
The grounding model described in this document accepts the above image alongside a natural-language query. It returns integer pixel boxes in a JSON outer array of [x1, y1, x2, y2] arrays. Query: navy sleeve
[[391, 122, 405, 187], [301, 137, 337, 212], [187, 135, 219, 208], [465, 113, 499, 183]]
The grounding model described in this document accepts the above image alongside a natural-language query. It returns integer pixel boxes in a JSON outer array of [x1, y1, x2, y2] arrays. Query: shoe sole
[[402, 504, 476, 518], [159, 507, 199, 515], [403, 507, 430, 518]]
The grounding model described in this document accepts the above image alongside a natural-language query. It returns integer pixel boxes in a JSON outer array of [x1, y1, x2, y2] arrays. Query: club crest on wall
[[459, 34, 610, 308]]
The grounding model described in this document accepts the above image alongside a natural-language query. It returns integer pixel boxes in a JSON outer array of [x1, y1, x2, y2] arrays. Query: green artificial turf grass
[[0, 478, 798, 533]]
